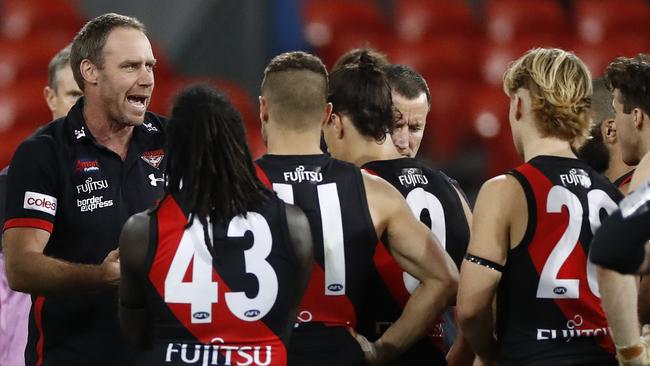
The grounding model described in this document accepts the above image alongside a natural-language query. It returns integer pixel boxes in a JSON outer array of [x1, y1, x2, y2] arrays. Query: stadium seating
[[575, 0, 650, 44], [485, 0, 569, 44], [394, 0, 478, 42]]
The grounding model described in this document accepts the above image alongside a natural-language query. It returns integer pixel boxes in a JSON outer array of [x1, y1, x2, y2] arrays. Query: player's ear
[[513, 94, 523, 121], [634, 108, 648, 130], [79, 59, 98, 86], [329, 112, 344, 139], [321, 102, 333, 128], [259, 96, 269, 124], [602, 119, 617, 143], [44, 86, 57, 113]]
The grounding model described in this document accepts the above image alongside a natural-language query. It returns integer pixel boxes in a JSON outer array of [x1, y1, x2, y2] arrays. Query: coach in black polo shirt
[[2, 14, 165, 365]]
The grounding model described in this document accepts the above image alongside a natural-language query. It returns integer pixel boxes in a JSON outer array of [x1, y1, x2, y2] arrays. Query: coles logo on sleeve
[[23, 191, 57, 216]]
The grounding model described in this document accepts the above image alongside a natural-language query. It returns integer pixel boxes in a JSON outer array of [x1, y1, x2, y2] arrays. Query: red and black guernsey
[[613, 169, 635, 189], [146, 193, 302, 366], [500, 156, 622, 366], [2, 97, 166, 365], [255, 154, 376, 360], [359, 158, 470, 365]]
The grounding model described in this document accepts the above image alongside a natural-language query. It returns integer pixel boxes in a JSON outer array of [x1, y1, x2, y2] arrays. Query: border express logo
[[74, 159, 100, 174], [141, 149, 164, 169]]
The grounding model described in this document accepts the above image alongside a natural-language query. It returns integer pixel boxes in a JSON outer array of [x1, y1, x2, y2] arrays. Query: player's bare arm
[[360, 172, 459, 364], [457, 175, 525, 364], [283, 203, 314, 334], [118, 211, 151, 348], [3, 227, 119, 295]]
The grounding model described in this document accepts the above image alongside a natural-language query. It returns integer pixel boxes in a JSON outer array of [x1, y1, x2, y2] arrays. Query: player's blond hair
[[503, 48, 592, 143]]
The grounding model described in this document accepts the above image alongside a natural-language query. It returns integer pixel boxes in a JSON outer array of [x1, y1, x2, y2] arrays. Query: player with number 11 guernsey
[[457, 48, 621, 366], [118, 85, 314, 366], [255, 52, 458, 365]]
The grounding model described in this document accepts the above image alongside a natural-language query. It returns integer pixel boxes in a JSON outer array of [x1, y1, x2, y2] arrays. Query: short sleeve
[[3, 137, 60, 233]]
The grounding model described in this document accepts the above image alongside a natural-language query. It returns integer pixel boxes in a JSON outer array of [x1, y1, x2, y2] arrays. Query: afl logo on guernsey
[[193, 312, 209, 320], [245, 309, 261, 318], [553, 286, 567, 295], [560, 168, 591, 188], [283, 165, 323, 183], [327, 284, 344, 292]]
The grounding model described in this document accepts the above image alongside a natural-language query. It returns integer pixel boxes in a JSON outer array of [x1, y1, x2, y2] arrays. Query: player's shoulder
[[477, 174, 524, 205], [361, 170, 404, 203]]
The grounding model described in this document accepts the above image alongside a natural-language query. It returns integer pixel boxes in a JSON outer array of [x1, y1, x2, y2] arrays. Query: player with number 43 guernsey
[[118, 85, 314, 366], [457, 48, 622, 366]]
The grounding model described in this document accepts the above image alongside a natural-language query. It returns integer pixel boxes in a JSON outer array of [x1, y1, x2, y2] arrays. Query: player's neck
[[352, 135, 402, 166], [606, 147, 634, 182], [522, 136, 576, 162], [265, 126, 322, 155]]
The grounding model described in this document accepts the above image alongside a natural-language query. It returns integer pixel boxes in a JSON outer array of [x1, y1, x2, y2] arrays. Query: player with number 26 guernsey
[[118, 85, 314, 366], [457, 48, 621, 366]]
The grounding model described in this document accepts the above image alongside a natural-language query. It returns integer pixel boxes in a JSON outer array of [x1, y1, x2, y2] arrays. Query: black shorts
[[288, 323, 365, 366]]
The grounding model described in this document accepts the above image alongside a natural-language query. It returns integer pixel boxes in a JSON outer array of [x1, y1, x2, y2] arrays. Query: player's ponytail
[[328, 50, 398, 143]]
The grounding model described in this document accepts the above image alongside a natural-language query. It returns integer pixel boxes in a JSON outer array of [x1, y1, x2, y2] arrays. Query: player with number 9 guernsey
[[255, 52, 458, 365], [118, 85, 314, 366], [324, 56, 471, 365], [457, 48, 621, 366]]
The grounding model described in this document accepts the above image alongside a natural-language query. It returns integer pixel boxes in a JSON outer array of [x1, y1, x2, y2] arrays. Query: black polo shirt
[[3, 97, 166, 365]]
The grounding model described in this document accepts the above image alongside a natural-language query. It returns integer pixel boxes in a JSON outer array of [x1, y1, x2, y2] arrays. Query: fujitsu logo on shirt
[[398, 168, 429, 187], [76, 177, 109, 194], [23, 191, 57, 216], [165, 339, 272, 366], [283, 165, 323, 183], [560, 168, 591, 188]]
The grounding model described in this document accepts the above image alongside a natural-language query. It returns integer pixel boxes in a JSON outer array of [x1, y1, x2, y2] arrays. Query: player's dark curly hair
[[606, 54, 650, 115], [163, 84, 272, 252], [328, 51, 398, 143]]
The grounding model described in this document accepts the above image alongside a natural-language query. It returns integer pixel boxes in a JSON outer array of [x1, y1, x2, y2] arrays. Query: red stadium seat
[[0, 37, 73, 88], [468, 85, 522, 178], [575, 0, 650, 44], [571, 35, 650, 77], [323, 31, 392, 69], [150, 78, 265, 158], [302, 0, 388, 66], [419, 78, 475, 162], [1, 0, 83, 41], [0, 80, 53, 133], [0, 79, 53, 168], [394, 0, 478, 42], [480, 35, 566, 86], [386, 35, 479, 81], [485, 0, 569, 44]]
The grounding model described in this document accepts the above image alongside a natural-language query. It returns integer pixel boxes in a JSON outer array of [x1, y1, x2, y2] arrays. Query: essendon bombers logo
[[74, 159, 100, 174], [23, 191, 57, 216], [141, 149, 164, 169]]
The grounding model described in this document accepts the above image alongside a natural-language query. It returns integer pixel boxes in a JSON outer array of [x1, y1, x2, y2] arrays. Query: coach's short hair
[[70, 13, 146, 90], [383, 64, 431, 110], [504, 48, 592, 143], [47, 44, 73, 90], [261, 51, 328, 131], [606, 54, 650, 115]]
